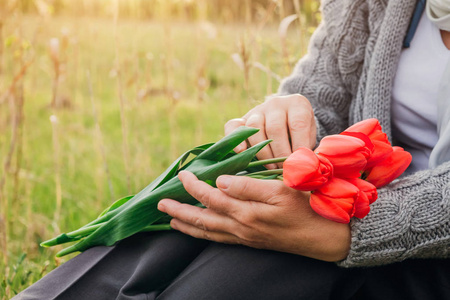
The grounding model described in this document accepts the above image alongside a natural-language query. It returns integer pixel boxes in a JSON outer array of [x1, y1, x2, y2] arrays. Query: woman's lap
[[156, 240, 363, 300], [13, 231, 450, 300], [14, 232, 209, 300]]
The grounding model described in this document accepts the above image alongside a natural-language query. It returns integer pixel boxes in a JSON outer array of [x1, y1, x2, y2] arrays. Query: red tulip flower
[[365, 146, 412, 188], [343, 118, 393, 169], [344, 118, 389, 143], [280, 118, 411, 224], [310, 177, 360, 223], [283, 147, 333, 191], [315, 134, 371, 178], [345, 178, 378, 219]]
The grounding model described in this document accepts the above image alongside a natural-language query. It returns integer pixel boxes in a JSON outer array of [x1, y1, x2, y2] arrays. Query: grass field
[[0, 5, 317, 297]]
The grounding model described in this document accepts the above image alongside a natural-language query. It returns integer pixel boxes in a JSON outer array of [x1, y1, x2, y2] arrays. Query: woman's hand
[[225, 94, 316, 168], [158, 171, 351, 262]]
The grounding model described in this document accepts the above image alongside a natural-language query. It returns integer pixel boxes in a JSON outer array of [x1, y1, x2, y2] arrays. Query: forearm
[[338, 161, 450, 267]]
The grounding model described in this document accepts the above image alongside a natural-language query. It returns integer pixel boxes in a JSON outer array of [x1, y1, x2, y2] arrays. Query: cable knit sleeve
[[338, 162, 450, 267], [277, 0, 370, 140]]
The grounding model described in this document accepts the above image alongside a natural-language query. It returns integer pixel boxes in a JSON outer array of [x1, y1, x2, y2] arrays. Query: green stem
[[246, 157, 287, 168], [141, 224, 172, 232], [244, 169, 283, 177]]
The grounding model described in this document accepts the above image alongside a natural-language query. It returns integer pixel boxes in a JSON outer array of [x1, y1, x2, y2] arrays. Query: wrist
[[299, 206, 351, 262]]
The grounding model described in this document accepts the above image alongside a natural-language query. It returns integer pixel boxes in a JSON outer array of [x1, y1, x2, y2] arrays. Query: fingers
[[158, 199, 237, 234], [225, 118, 247, 153], [176, 171, 244, 215], [225, 94, 316, 163], [216, 175, 285, 205], [265, 110, 292, 167], [287, 96, 316, 150], [170, 218, 241, 244], [244, 113, 276, 167]]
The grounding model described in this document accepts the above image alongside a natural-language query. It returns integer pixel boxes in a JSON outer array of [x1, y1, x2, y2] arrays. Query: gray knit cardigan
[[278, 0, 450, 267]]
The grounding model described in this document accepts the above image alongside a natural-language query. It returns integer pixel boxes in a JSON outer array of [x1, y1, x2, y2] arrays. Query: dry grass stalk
[[245, 0, 253, 26], [162, 26, 173, 96], [247, 1, 278, 48], [11, 76, 24, 215], [231, 1, 278, 109], [87, 70, 115, 202], [136, 52, 153, 102], [113, 0, 132, 193], [160, 16, 180, 161], [167, 90, 181, 161], [0, 55, 33, 266], [50, 114, 62, 230], [0, 0, 19, 77], [49, 38, 61, 109], [0, 20, 3, 76], [47, 36, 63, 229], [277, 0, 286, 21], [239, 37, 251, 98], [194, 19, 212, 145], [0, 214, 7, 266], [279, 13, 298, 73], [292, 0, 308, 56], [0, 58, 34, 104], [24, 160, 34, 254]]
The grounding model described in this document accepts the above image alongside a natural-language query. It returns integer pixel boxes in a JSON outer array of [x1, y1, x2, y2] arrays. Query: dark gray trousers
[[13, 232, 450, 300]]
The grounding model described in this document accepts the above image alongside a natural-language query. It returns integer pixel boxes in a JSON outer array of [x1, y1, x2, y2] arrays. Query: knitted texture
[[278, 0, 450, 267]]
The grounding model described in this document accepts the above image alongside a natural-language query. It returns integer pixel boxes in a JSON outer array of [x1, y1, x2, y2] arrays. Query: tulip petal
[[316, 177, 360, 199], [309, 177, 360, 222], [365, 140, 393, 170], [316, 134, 366, 153], [344, 119, 390, 144], [345, 118, 381, 134], [345, 178, 378, 204], [315, 135, 370, 178], [310, 193, 351, 223], [283, 147, 333, 191], [353, 192, 371, 219], [340, 131, 374, 152], [365, 146, 412, 188]]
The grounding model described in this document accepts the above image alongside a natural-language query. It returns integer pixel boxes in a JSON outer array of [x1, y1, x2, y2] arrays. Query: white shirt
[[391, 12, 450, 173]]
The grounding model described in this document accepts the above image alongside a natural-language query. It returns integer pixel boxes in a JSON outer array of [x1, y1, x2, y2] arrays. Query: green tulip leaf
[[195, 126, 258, 162], [55, 139, 270, 257], [98, 195, 134, 218]]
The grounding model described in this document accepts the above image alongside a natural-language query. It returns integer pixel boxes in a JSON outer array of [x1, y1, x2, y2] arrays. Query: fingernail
[[178, 170, 189, 180], [170, 220, 178, 230], [157, 201, 166, 212], [217, 175, 232, 189]]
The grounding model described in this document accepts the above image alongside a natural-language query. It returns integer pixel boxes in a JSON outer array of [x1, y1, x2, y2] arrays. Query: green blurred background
[[0, 0, 320, 297]]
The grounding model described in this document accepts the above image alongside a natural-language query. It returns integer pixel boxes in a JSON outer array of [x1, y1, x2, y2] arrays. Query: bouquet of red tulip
[[283, 118, 412, 223], [42, 118, 411, 257]]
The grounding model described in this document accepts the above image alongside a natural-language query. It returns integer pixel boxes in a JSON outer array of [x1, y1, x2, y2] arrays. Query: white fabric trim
[[427, 0, 450, 30]]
